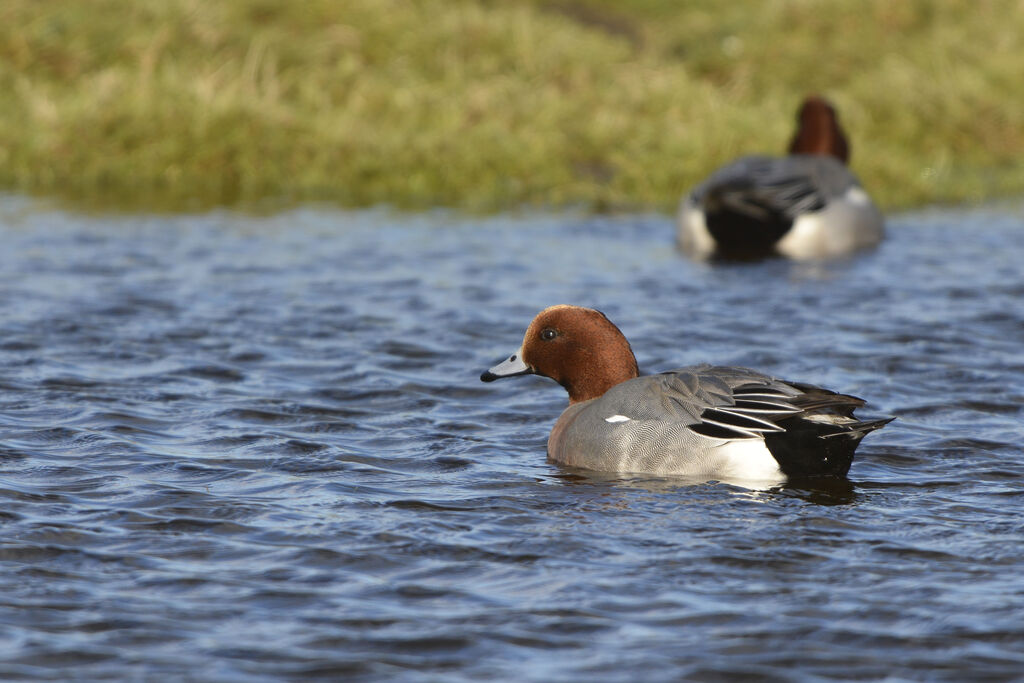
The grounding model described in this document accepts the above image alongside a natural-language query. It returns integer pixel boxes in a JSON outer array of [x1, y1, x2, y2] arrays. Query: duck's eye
[[541, 328, 558, 341]]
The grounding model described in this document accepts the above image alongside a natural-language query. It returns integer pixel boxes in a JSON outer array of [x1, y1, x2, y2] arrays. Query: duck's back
[[548, 364, 889, 481], [678, 155, 883, 260]]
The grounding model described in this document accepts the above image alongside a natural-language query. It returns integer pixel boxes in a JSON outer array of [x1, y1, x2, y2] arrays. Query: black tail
[[703, 183, 794, 259], [764, 416, 894, 479]]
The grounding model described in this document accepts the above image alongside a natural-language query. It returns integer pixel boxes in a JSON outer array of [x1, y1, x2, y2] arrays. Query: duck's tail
[[764, 414, 894, 479]]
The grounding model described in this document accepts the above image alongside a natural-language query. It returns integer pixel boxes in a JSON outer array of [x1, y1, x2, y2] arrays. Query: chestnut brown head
[[481, 305, 639, 404], [787, 95, 850, 164]]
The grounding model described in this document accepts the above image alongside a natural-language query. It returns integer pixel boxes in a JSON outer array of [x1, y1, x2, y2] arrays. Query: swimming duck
[[481, 305, 891, 483], [678, 96, 884, 260]]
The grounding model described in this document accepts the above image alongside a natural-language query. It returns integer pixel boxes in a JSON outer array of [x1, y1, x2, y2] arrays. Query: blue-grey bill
[[480, 347, 531, 382]]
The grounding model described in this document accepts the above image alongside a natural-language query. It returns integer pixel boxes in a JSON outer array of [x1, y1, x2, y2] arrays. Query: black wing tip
[[849, 416, 896, 435]]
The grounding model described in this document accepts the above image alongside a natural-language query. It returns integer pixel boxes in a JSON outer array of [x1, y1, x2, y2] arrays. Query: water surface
[[1, 197, 1023, 680]]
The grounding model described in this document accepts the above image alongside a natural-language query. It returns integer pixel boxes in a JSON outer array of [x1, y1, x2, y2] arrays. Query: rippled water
[[1, 196, 1023, 680]]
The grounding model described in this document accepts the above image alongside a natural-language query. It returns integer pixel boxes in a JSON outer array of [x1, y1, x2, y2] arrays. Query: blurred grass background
[[1, 0, 1023, 212]]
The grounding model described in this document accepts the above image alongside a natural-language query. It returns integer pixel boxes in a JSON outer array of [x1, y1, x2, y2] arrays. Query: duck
[[677, 95, 884, 261], [481, 305, 891, 483]]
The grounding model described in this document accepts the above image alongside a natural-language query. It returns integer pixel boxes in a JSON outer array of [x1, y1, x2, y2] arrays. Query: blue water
[[0, 196, 1022, 680]]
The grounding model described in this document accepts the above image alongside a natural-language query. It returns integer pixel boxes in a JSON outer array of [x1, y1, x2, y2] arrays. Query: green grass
[[2, 0, 1023, 212]]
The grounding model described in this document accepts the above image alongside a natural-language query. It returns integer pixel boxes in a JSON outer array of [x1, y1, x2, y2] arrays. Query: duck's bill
[[480, 348, 533, 382]]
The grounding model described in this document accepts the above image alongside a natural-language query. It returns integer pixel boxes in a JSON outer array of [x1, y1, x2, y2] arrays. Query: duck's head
[[788, 95, 850, 164], [480, 305, 639, 404]]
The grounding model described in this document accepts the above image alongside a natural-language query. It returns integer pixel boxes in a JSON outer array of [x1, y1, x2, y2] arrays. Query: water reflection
[[552, 467, 857, 504], [0, 199, 1022, 680]]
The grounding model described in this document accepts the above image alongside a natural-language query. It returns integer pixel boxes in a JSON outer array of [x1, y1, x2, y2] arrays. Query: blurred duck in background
[[677, 96, 884, 261]]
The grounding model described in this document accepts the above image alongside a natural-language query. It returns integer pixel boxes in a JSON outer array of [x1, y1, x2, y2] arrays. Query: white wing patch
[[605, 415, 631, 423]]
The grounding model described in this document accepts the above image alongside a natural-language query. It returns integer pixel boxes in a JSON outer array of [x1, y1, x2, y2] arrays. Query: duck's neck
[[564, 348, 639, 404]]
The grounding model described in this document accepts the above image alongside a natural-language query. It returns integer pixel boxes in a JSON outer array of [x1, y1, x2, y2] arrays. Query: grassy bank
[[2, 0, 1023, 212]]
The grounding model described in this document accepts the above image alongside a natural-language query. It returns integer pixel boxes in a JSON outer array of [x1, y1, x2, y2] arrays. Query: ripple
[[0, 202, 1023, 680]]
